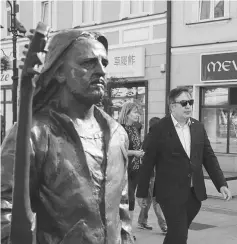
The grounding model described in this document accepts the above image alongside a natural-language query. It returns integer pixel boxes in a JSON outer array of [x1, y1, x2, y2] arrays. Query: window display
[[230, 108, 237, 153], [201, 86, 237, 154]]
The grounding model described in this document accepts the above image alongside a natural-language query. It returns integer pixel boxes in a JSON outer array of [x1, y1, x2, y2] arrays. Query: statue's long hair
[[32, 30, 108, 113]]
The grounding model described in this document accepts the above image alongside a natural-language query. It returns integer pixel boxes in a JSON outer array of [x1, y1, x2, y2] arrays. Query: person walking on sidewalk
[[136, 87, 232, 244], [137, 117, 167, 234], [118, 102, 145, 240]]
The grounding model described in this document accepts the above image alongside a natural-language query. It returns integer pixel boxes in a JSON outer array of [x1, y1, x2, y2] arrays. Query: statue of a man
[[1, 29, 133, 244]]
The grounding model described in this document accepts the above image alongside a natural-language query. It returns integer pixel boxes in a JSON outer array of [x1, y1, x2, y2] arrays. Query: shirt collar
[[171, 114, 191, 128]]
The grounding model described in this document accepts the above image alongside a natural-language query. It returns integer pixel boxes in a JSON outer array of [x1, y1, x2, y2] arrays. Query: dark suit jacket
[[136, 115, 227, 204]]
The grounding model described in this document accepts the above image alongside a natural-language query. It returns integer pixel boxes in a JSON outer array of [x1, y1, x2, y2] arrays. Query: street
[[133, 197, 237, 244]]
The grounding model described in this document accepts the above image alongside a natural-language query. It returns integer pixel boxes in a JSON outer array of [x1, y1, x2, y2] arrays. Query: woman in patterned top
[[118, 102, 144, 240]]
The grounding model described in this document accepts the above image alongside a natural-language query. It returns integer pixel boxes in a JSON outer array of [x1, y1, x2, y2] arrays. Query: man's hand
[[220, 186, 232, 201], [137, 198, 148, 208]]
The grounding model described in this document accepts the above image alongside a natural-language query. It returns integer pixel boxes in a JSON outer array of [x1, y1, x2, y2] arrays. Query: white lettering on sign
[[222, 61, 231, 71], [207, 60, 237, 72], [107, 47, 145, 78], [114, 55, 136, 65], [0, 70, 13, 85], [114, 55, 135, 66], [207, 61, 221, 72], [232, 60, 237, 70], [1, 73, 10, 82]]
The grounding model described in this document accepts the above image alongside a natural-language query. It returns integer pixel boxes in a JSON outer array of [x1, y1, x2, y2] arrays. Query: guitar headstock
[[21, 22, 50, 81]]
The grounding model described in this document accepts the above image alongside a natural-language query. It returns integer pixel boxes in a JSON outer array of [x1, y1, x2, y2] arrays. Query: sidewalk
[[133, 197, 237, 244]]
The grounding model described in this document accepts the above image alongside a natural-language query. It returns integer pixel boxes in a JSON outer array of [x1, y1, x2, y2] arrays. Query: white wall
[[171, 0, 237, 47]]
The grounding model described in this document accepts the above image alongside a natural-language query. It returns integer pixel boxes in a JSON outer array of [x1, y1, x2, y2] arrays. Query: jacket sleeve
[[120, 130, 134, 244], [136, 125, 159, 198], [202, 126, 228, 192], [1, 122, 48, 243]]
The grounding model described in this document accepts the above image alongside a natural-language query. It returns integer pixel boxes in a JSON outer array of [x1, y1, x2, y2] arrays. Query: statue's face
[[60, 38, 108, 105]]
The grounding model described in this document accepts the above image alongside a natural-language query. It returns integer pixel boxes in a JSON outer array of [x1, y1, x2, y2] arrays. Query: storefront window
[[202, 87, 228, 106], [1, 86, 13, 141], [201, 86, 237, 154], [201, 107, 227, 153], [230, 108, 237, 153], [6, 89, 12, 102]]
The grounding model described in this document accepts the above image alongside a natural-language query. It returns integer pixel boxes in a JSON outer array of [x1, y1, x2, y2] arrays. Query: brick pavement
[[132, 197, 237, 244]]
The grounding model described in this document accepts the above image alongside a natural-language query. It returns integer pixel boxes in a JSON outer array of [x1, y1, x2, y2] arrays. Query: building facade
[[171, 0, 237, 174], [1, 0, 167, 141], [1, 0, 236, 196]]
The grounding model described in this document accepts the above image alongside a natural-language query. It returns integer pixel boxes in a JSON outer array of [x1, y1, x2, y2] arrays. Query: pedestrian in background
[[137, 117, 167, 234], [118, 102, 144, 241], [137, 87, 232, 244]]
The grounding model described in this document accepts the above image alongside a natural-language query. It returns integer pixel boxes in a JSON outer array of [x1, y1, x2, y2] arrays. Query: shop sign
[[107, 47, 145, 78], [201, 52, 237, 82], [1, 70, 13, 86]]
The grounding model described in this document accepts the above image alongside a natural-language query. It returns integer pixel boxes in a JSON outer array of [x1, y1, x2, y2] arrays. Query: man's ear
[[169, 104, 173, 113], [55, 67, 66, 84]]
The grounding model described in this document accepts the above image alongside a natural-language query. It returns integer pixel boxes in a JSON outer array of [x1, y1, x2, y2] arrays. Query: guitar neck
[[9, 21, 50, 244], [10, 75, 35, 244]]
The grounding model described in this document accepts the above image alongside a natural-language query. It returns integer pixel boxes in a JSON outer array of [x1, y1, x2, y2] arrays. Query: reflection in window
[[0, 104, 3, 114], [6, 1, 11, 36], [200, 0, 211, 20], [5, 104, 12, 132], [128, 0, 152, 16], [201, 86, 237, 154], [82, 0, 95, 24], [201, 108, 227, 153], [130, 0, 139, 14], [202, 87, 228, 106], [199, 0, 226, 20], [214, 0, 224, 18], [0, 90, 4, 101], [6, 90, 12, 102], [41, 1, 51, 26], [230, 108, 237, 153]]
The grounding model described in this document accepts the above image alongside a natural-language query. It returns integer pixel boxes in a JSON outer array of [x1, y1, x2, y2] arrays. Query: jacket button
[[188, 174, 191, 177]]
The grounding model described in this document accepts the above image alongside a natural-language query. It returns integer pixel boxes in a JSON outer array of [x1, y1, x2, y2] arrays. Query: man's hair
[[118, 102, 139, 125], [168, 87, 191, 105], [149, 117, 160, 128]]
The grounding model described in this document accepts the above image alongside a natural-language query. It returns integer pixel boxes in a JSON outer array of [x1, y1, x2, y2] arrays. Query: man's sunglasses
[[173, 99, 194, 107]]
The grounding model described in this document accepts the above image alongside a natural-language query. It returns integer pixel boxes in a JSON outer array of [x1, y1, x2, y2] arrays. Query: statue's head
[[33, 29, 108, 110]]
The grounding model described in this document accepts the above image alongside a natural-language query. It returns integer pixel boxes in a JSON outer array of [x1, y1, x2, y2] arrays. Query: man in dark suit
[[136, 87, 232, 244]]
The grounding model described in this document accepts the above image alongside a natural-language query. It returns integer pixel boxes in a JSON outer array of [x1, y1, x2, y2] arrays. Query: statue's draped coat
[[1, 106, 133, 244]]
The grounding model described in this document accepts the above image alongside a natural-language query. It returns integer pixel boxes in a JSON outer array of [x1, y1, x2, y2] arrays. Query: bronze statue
[[1, 27, 133, 244]]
